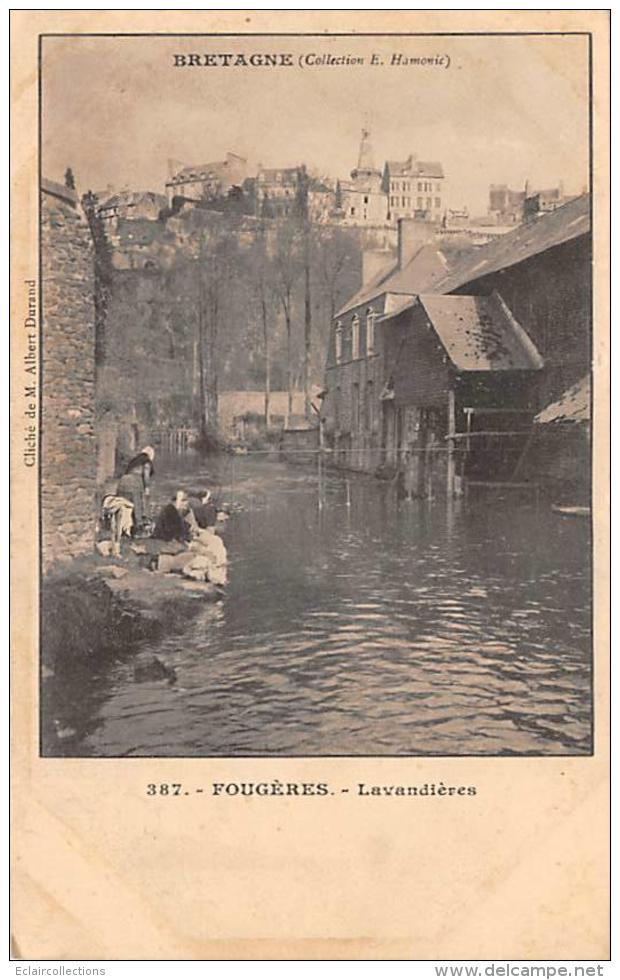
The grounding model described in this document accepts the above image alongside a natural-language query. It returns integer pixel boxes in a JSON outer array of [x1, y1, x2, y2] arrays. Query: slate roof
[[99, 190, 167, 210], [432, 193, 590, 294], [385, 245, 450, 294], [381, 292, 544, 372], [385, 158, 444, 179], [338, 195, 590, 321], [257, 167, 299, 182], [169, 162, 229, 182], [337, 243, 449, 317], [534, 375, 590, 424]]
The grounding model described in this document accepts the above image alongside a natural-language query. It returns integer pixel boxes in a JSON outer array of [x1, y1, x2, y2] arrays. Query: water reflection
[[54, 455, 592, 756]]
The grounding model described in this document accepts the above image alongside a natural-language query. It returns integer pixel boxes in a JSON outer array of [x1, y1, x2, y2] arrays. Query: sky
[[42, 32, 590, 216]]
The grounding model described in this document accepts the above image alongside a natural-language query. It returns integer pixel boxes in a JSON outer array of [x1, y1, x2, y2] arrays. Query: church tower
[[351, 127, 382, 187], [340, 126, 387, 226]]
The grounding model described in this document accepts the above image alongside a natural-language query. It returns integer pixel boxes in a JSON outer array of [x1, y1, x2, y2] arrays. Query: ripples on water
[[56, 456, 592, 756]]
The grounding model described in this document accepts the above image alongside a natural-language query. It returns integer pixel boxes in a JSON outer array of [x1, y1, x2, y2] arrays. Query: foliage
[[93, 205, 365, 439], [195, 182, 256, 217]]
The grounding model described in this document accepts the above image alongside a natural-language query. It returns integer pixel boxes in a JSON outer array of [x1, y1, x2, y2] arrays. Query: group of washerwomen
[[101, 446, 231, 587]]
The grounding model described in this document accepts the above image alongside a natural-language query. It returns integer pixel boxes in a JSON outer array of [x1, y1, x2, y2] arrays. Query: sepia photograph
[[38, 30, 593, 759], [11, 10, 611, 963]]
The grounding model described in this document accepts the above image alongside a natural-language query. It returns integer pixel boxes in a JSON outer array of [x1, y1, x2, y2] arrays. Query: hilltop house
[[488, 182, 577, 225], [383, 156, 445, 225], [97, 189, 167, 229], [322, 194, 591, 495], [256, 167, 299, 218], [166, 154, 248, 204], [256, 166, 335, 222]]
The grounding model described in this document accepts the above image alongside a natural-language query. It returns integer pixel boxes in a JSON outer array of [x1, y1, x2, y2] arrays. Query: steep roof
[[336, 259, 398, 316], [99, 190, 167, 210], [337, 243, 449, 317], [335, 194, 591, 325], [41, 178, 78, 208], [169, 162, 229, 182], [257, 167, 298, 182], [385, 158, 444, 179], [384, 245, 449, 294], [535, 375, 590, 424], [432, 193, 590, 294], [381, 292, 544, 372]]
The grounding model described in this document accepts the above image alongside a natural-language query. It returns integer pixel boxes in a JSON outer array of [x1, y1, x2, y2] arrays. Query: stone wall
[[41, 179, 96, 566], [324, 349, 385, 473]]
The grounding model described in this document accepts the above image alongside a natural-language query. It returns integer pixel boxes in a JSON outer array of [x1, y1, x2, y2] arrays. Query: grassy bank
[[41, 554, 221, 755]]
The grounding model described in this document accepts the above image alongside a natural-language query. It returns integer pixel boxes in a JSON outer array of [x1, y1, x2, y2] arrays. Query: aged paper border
[[10, 9, 610, 961]]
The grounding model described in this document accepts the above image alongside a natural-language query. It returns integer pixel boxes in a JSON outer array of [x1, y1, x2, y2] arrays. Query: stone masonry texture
[[41, 186, 97, 566]]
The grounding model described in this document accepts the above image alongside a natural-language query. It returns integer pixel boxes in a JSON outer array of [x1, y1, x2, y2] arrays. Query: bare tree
[[248, 223, 275, 425], [295, 165, 312, 417], [315, 225, 360, 323], [271, 219, 302, 418], [196, 223, 241, 444]]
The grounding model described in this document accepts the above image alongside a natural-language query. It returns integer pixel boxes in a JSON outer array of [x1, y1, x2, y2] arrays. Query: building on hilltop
[[256, 166, 299, 219], [97, 189, 167, 229], [307, 178, 336, 224], [338, 129, 388, 227], [383, 155, 445, 224], [256, 166, 335, 222], [523, 184, 579, 221], [443, 207, 469, 230], [488, 184, 526, 224], [489, 182, 578, 225], [165, 153, 248, 205]]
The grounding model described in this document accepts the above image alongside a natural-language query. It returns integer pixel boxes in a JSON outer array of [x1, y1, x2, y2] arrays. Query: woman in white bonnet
[[116, 445, 155, 532]]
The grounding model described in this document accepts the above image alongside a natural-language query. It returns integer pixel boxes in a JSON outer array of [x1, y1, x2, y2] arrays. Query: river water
[[55, 454, 592, 756]]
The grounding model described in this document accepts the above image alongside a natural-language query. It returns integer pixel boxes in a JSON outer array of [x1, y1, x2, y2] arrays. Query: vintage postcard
[[10, 9, 610, 961]]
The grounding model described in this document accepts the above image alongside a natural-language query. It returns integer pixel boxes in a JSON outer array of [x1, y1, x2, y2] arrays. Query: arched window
[[335, 321, 343, 364], [351, 315, 360, 360], [366, 308, 377, 355]]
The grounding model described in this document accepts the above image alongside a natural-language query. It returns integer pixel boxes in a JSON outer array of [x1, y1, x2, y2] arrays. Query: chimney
[[397, 217, 434, 269], [362, 249, 392, 287]]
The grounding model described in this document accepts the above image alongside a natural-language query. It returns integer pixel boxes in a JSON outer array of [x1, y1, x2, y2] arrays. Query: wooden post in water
[[447, 387, 456, 497], [317, 417, 325, 512]]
